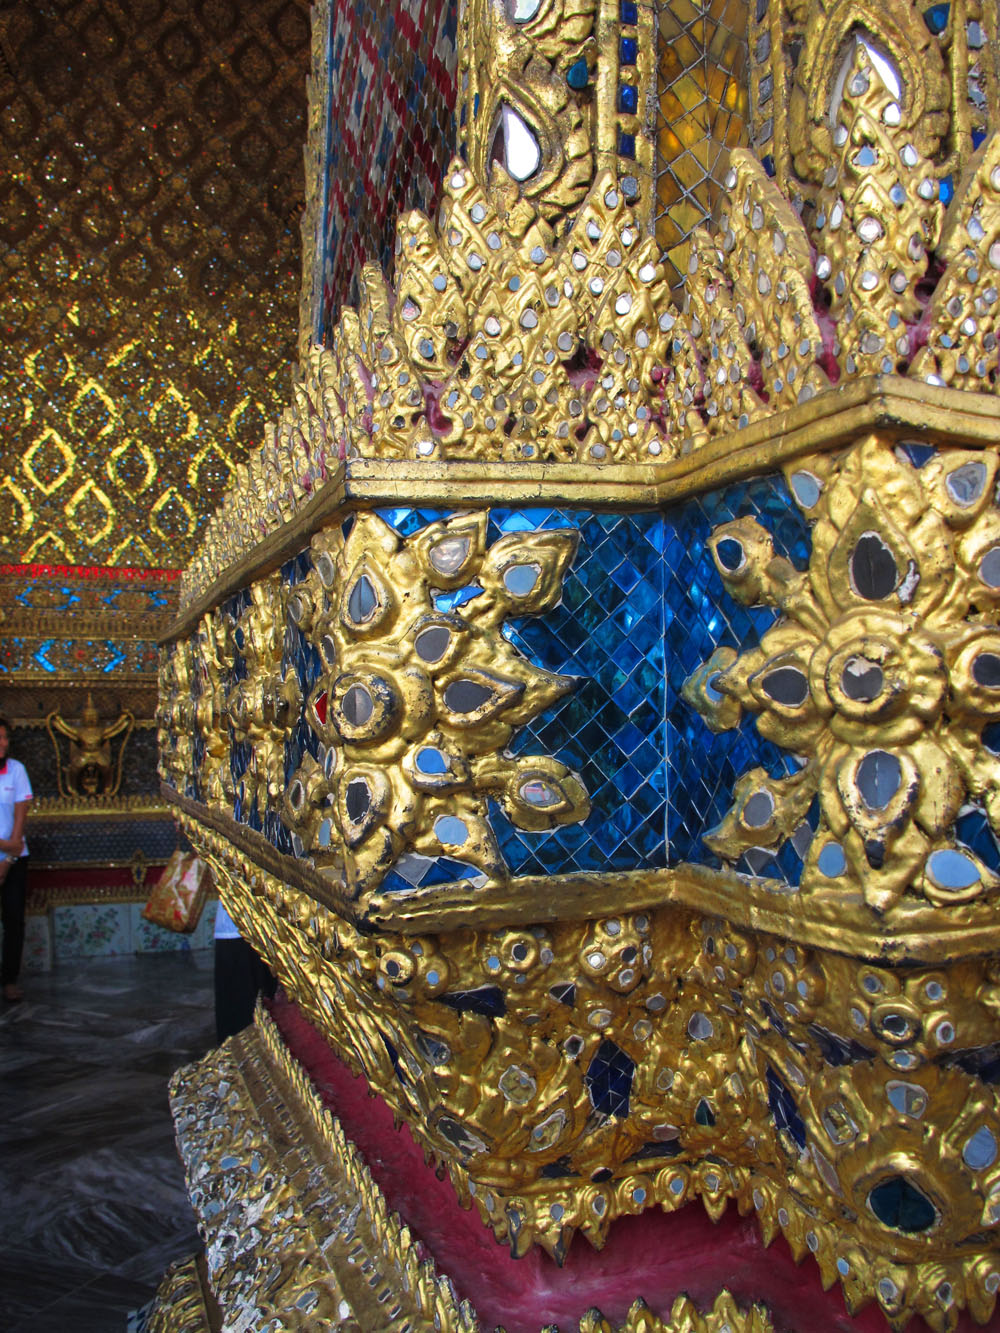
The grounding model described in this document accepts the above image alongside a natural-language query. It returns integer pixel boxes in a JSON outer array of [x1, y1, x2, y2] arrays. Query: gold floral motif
[[226, 573, 300, 816], [686, 433, 1000, 913], [281, 511, 589, 896], [157, 638, 195, 792], [194, 610, 234, 810]]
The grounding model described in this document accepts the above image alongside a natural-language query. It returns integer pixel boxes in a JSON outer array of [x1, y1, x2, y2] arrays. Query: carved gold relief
[[170, 1009, 774, 1333], [685, 433, 1000, 915], [45, 691, 134, 798], [283, 511, 588, 895], [158, 0, 1000, 1329], [226, 573, 300, 816], [458, 0, 597, 220], [174, 809, 1000, 1332]]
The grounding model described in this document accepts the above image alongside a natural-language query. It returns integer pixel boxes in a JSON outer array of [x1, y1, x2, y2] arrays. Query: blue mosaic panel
[[228, 478, 815, 884], [376, 481, 813, 883], [662, 476, 812, 876], [275, 551, 321, 858], [491, 509, 667, 875], [378, 507, 669, 877]]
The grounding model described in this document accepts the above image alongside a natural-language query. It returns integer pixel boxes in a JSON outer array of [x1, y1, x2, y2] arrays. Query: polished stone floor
[[0, 950, 215, 1332]]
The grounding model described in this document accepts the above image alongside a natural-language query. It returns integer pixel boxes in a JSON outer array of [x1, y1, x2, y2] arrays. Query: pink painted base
[[268, 995, 987, 1333]]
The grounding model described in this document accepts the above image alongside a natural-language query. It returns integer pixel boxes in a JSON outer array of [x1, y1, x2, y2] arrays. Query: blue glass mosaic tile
[[378, 506, 668, 877], [663, 475, 811, 872], [377, 480, 813, 884], [956, 806, 1000, 873]]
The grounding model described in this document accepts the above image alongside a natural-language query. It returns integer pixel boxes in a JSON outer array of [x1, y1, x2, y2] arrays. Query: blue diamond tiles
[[663, 475, 811, 877], [234, 479, 814, 884], [491, 509, 667, 877]]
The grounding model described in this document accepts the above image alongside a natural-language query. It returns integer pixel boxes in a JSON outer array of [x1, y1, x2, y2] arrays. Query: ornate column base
[[158, 1005, 773, 1333]]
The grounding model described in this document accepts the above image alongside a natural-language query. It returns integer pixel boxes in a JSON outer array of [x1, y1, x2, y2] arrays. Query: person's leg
[[215, 937, 265, 1042], [250, 946, 277, 1002], [1, 858, 27, 997]]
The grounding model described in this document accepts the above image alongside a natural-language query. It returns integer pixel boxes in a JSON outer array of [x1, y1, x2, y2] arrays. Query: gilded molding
[[166, 787, 1000, 964], [174, 814, 1000, 1331], [166, 378, 1000, 633], [171, 1005, 773, 1333], [29, 794, 169, 819]]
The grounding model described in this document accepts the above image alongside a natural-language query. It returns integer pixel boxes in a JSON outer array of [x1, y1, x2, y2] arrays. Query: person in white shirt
[[0, 718, 33, 1002]]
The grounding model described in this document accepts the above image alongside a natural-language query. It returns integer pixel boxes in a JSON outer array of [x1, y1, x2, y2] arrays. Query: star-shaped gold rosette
[[685, 434, 1000, 913], [281, 510, 590, 897]]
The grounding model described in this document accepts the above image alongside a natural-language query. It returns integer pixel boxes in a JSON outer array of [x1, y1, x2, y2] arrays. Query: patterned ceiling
[[0, 0, 311, 568]]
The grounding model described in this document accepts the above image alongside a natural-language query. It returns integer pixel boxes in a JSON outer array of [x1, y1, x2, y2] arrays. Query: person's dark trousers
[[1, 857, 28, 987], [214, 937, 277, 1043]]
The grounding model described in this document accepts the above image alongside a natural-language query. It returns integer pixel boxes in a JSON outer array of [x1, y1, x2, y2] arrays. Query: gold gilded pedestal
[[155, 0, 1000, 1329]]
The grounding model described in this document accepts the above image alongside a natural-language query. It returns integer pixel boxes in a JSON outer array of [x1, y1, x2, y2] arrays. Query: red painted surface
[[268, 996, 990, 1333], [0, 563, 181, 581]]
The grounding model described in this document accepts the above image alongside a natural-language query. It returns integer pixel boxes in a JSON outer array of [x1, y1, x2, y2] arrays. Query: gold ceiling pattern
[[0, 0, 311, 568]]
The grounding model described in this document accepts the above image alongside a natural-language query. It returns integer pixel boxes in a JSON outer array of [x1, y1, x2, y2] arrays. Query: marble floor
[[0, 950, 216, 1332]]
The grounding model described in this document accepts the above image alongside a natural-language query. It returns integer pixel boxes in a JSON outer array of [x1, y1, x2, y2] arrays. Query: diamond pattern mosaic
[[0, 0, 310, 567], [214, 482, 814, 884], [654, 0, 749, 279], [317, 0, 458, 337], [372, 479, 811, 886]]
